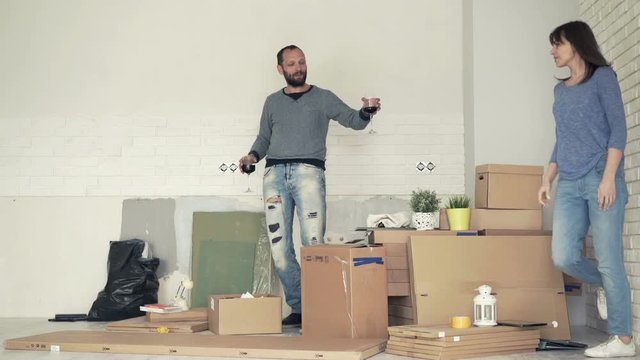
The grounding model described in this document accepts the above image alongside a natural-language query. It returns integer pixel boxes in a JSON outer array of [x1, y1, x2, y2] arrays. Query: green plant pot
[[446, 208, 471, 231]]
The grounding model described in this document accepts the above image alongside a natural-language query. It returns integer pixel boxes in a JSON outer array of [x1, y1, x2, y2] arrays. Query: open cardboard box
[[208, 294, 282, 335]]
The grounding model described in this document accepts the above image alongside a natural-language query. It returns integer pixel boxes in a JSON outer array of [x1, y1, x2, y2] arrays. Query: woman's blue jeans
[[262, 163, 326, 314], [552, 159, 631, 336]]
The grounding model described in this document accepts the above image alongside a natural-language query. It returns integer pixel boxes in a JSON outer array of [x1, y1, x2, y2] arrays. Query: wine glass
[[363, 97, 380, 134], [241, 160, 255, 193]]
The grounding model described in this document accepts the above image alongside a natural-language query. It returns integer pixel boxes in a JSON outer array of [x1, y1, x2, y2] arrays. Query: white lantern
[[170, 279, 194, 311], [473, 284, 497, 327]]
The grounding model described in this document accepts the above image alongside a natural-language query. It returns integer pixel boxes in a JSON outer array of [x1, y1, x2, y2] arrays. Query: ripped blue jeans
[[262, 163, 326, 314]]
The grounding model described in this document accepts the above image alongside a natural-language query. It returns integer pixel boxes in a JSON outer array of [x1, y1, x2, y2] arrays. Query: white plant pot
[[411, 212, 438, 230]]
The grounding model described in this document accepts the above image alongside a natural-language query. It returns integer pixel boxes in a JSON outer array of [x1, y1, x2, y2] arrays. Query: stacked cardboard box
[[386, 325, 540, 359], [474, 164, 543, 210], [471, 164, 582, 296], [439, 164, 544, 231]]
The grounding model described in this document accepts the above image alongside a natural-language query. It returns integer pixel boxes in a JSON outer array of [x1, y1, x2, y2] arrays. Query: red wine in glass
[[364, 97, 379, 134], [242, 164, 256, 174], [363, 106, 379, 114]]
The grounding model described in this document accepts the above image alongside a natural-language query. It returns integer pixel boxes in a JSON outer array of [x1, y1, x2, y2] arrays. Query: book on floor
[[139, 304, 184, 314]]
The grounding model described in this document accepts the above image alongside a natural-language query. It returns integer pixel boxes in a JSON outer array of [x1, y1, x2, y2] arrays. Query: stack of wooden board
[[107, 308, 209, 333], [5, 331, 386, 359], [386, 325, 540, 359]]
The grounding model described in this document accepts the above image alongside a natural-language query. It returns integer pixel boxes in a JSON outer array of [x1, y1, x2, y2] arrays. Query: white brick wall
[[579, 0, 640, 336], [0, 113, 465, 197]]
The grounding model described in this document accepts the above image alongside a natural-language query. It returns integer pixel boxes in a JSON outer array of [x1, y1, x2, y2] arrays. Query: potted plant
[[409, 189, 441, 230], [445, 194, 472, 231]]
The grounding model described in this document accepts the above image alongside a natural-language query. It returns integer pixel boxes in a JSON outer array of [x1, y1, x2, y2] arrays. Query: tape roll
[[451, 316, 472, 329]]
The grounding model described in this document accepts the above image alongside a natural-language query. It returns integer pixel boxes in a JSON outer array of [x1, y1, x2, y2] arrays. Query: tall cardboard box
[[208, 294, 282, 335], [301, 244, 388, 339], [475, 164, 543, 209]]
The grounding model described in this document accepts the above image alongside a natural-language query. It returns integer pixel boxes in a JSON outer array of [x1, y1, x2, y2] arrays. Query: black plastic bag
[[87, 239, 159, 321]]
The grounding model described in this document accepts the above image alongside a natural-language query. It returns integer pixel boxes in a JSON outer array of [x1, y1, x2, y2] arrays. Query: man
[[239, 44, 380, 327]]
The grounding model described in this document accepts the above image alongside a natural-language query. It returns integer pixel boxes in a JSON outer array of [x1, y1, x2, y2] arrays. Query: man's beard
[[284, 70, 307, 87]]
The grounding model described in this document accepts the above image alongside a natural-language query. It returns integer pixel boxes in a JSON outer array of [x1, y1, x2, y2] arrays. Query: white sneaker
[[596, 287, 608, 320], [585, 336, 636, 358]]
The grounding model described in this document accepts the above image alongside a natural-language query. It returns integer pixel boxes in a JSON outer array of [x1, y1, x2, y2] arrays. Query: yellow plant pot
[[446, 208, 471, 231]]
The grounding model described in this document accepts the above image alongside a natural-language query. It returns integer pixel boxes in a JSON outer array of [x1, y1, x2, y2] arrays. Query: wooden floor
[[0, 318, 610, 360]]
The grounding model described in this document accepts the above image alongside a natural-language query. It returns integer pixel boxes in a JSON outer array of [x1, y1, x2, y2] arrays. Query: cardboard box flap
[[410, 236, 564, 289], [475, 164, 544, 175]]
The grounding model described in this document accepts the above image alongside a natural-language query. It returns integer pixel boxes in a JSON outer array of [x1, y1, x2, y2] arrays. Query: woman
[[538, 21, 635, 358]]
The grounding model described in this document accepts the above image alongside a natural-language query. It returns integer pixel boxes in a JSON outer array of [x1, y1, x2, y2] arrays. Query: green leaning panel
[[191, 212, 267, 308], [191, 240, 256, 307]]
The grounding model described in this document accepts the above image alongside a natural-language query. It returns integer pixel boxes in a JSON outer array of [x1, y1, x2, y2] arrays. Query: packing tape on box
[[451, 316, 471, 329]]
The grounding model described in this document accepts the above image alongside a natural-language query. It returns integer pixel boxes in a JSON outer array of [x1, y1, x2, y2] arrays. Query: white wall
[[0, 0, 580, 317], [578, 0, 640, 338], [0, 0, 465, 198], [466, 0, 578, 210]]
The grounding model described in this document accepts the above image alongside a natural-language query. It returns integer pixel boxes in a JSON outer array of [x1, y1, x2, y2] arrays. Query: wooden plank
[[370, 230, 472, 244], [389, 330, 539, 346], [387, 325, 530, 339], [381, 243, 408, 257], [5, 331, 386, 360], [388, 338, 539, 352], [387, 282, 410, 296], [388, 305, 414, 320], [386, 256, 408, 270], [107, 316, 208, 333], [387, 346, 535, 359], [146, 307, 207, 323], [388, 316, 415, 326], [387, 269, 410, 283], [388, 296, 413, 307]]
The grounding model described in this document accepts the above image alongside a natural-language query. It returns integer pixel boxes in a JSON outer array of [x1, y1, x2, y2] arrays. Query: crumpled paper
[[366, 211, 411, 228]]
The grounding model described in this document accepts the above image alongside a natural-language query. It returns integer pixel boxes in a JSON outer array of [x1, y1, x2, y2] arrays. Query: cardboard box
[[207, 294, 281, 335], [475, 164, 543, 209], [408, 235, 570, 340], [301, 244, 388, 339], [439, 208, 543, 230]]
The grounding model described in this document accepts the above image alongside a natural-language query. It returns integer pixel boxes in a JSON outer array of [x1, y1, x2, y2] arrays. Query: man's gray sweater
[[250, 86, 370, 165]]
